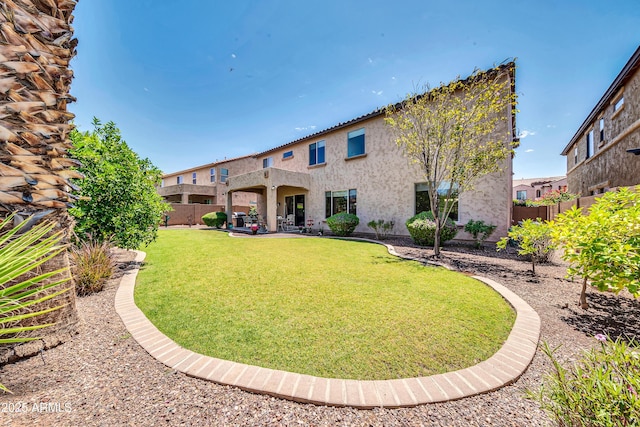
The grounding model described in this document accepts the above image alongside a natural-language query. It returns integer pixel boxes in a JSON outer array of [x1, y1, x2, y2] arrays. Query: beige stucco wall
[[253, 111, 513, 241], [566, 67, 640, 195], [160, 155, 260, 206]]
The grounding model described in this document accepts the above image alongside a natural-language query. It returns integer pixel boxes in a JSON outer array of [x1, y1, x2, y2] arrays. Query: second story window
[[161, 179, 164, 188], [192, 172, 197, 184], [574, 147, 578, 165], [177, 176, 183, 185], [586, 130, 594, 159], [283, 150, 293, 159], [347, 128, 365, 158], [599, 118, 605, 143], [614, 96, 624, 112], [263, 157, 273, 168], [210, 168, 216, 183], [309, 141, 325, 165], [220, 168, 229, 183]]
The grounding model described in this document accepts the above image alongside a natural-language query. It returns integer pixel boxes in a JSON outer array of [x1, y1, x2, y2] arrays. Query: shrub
[[464, 220, 497, 249], [550, 188, 640, 309], [0, 215, 72, 392], [405, 211, 457, 247], [529, 336, 640, 427], [71, 239, 115, 296], [497, 219, 555, 274], [202, 212, 227, 229], [326, 212, 360, 236], [367, 219, 395, 240]]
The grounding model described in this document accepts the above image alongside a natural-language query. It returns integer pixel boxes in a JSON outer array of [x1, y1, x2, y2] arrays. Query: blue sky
[[69, 1, 639, 179]]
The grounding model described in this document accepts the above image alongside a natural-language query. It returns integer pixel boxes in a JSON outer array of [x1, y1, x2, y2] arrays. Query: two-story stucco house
[[215, 64, 517, 241], [561, 45, 640, 195]]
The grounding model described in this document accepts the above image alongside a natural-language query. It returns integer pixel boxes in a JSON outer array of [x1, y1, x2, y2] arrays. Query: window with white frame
[[177, 176, 183, 185], [263, 157, 273, 168], [309, 140, 325, 165], [325, 189, 357, 217], [192, 172, 197, 184], [220, 168, 229, 183], [210, 168, 215, 183], [516, 190, 527, 201], [347, 128, 365, 158]]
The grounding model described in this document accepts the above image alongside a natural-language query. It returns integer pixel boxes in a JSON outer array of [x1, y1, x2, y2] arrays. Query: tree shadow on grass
[[561, 292, 640, 342]]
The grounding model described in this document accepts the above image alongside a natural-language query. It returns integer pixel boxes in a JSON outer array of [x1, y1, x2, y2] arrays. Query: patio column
[[225, 191, 233, 229], [266, 185, 278, 232], [181, 192, 189, 204]]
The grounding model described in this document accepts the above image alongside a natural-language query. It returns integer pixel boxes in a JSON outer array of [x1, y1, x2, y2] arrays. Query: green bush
[[464, 219, 497, 249], [405, 211, 457, 246], [367, 219, 395, 240], [202, 212, 227, 229], [326, 212, 359, 236], [71, 238, 115, 296], [497, 219, 555, 274], [529, 336, 640, 426]]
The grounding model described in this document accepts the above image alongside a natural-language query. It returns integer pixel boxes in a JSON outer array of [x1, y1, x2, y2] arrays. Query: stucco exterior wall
[[565, 66, 640, 195], [257, 112, 513, 241]]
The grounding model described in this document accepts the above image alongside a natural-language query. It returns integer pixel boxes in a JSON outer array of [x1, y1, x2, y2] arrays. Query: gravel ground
[[2, 236, 638, 426]]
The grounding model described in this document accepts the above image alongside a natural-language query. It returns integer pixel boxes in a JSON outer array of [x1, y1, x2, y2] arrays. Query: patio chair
[[285, 214, 295, 231]]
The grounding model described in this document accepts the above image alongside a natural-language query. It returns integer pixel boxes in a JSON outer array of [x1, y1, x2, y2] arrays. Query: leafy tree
[[385, 63, 518, 255], [551, 188, 640, 309], [69, 119, 171, 249], [497, 219, 555, 274]]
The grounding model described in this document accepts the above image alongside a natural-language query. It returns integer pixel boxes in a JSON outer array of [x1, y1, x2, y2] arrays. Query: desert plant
[[71, 238, 115, 296], [202, 212, 227, 229], [248, 206, 258, 219], [464, 220, 497, 249], [497, 219, 555, 274], [529, 335, 640, 427], [405, 211, 457, 247], [367, 219, 395, 240], [0, 215, 72, 393], [326, 212, 360, 236]]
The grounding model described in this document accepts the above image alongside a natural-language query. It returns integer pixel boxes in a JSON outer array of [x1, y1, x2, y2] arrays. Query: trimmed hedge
[[405, 211, 457, 246], [326, 212, 359, 236], [202, 211, 227, 229]]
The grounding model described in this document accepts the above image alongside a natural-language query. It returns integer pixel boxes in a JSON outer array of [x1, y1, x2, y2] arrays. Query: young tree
[[0, 0, 79, 342], [385, 63, 518, 255], [69, 119, 171, 249], [552, 188, 640, 309]]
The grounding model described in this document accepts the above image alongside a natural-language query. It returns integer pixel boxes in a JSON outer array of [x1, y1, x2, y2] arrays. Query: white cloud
[[231, 53, 236, 59], [525, 149, 534, 153], [295, 125, 317, 132], [368, 57, 373, 64], [546, 124, 556, 128], [372, 90, 383, 96], [143, 87, 149, 92], [518, 129, 536, 139]]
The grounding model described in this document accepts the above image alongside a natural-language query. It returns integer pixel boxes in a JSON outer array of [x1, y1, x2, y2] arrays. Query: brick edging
[[115, 247, 540, 408]]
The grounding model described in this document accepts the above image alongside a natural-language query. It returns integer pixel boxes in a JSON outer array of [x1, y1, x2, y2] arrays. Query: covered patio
[[225, 167, 311, 233]]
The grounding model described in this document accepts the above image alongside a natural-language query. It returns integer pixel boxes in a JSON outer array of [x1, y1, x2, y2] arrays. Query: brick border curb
[[115, 247, 540, 408]]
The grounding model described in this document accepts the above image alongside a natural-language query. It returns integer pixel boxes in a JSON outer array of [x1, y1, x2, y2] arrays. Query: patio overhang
[[225, 168, 311, 232]]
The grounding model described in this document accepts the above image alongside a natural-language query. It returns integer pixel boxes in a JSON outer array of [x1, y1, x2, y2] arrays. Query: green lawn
[[135, 229, 515, 380]]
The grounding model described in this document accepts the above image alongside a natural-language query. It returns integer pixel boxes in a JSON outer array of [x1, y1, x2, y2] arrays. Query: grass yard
[[135, 229, 515, 380]]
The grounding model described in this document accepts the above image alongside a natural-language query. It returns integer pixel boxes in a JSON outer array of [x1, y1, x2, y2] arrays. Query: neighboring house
[[513, 176, 567, 201], [561, 45, 640, 196], [163, 64, 517, 241], [159, 154, 257, 207]]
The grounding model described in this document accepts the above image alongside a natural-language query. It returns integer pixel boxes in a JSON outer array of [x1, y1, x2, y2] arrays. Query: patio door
[[285, 195, 305, 227]]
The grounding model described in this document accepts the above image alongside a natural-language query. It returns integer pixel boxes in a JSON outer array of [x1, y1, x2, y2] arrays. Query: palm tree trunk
[[0, 0, 79, 358]]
